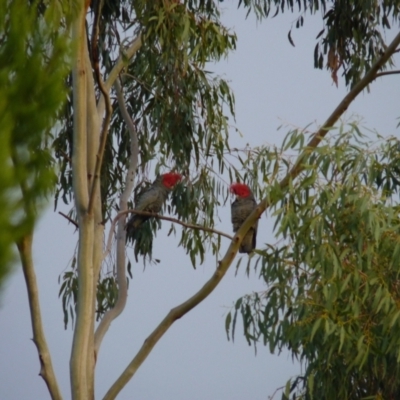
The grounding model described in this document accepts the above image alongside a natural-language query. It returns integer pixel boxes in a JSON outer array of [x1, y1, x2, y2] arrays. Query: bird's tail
[[126, 215, 145, 242], [239, 227, 256, 254]]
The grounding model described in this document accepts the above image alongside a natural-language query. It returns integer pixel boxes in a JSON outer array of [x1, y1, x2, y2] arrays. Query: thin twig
[[130, 211, 234, 240], [374, 69, 400, 78], [103, 210, 233, 260], [102, 32, 400, 400], [58, 212, 79, 229]]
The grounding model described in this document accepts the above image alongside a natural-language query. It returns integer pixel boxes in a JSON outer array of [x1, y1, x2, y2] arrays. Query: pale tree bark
[[85, 26, 103, 399], [70, 2, 96, 398], [102, 30, 400, 400], [96, 35, 142, 123], [94, 78, 139, 356]]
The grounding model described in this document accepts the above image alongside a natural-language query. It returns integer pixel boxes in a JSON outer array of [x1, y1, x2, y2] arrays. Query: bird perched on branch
[[230, 183, 258, 254], [126, 172, 182, 240]]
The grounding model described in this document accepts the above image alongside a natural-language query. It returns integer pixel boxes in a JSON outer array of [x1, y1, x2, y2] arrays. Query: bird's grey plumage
[[231, 193, 258, 253], [126, 176, 171, 239]]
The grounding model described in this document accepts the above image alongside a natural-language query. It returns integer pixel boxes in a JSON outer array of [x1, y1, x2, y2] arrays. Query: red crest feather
[[162, 172, 182, 189], [230, 183, 251, 198]]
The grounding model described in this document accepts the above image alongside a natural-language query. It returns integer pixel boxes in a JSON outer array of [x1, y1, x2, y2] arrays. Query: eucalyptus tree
[[11, 0, 400, 400]]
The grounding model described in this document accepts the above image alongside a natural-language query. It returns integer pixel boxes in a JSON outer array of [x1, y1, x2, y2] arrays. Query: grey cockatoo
[[230, 183, 258, 254], [126, 172, 182, 240]]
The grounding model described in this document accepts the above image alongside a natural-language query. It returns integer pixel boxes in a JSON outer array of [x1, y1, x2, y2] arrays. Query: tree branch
[[96, 35, 142, 119], [71, 16, 88, 215], [58, 212, 79, 229], [103, 210, 233, 261], [94, 78, 139, 356], [102, 31, 400, 400], [88, 0, 112, 215], [84, 27, 103, 398], [17, 234, 63, 400], [104, 35, 142, 93], [374, 69, 400, 78]]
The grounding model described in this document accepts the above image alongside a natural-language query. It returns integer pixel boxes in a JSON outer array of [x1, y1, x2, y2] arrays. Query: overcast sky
[[1, 3, 399, 400]]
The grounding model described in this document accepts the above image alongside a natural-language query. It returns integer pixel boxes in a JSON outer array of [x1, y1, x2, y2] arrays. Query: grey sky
[[1, 4, 399, 400]]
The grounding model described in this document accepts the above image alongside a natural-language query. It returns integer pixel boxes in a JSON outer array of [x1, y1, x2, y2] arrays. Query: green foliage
[[239, 0, 400, 87], [58, 257, 78, 329], [226, 127, 400, 399], [0, 0, 70, 289], [59, 256, 121, 328]]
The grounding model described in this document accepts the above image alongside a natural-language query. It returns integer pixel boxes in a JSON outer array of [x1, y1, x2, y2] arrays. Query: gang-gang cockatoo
[[230, 183, 258, 254], [126, 172, 182, 240]]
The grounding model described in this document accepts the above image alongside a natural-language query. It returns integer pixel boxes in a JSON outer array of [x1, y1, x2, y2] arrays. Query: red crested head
[[161, 172, 182, 189], [230, 183, 252, 198]]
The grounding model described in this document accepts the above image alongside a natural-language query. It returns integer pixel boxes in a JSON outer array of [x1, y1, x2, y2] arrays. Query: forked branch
[[102, 31, 400, 400]]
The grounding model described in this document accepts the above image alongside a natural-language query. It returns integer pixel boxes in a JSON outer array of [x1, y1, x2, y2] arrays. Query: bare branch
[[102, 31, 400, 400], [84, 21, 104, 397], [17, 234, 63, 400], [103, 210, 233, 261], [104, 36, 143, 92], [130, 211, 234, 240], [58, 212, 79, 229], [374, 69, 400, 78], [97, 35, 142, 119], [94, 78, 139, 356]]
